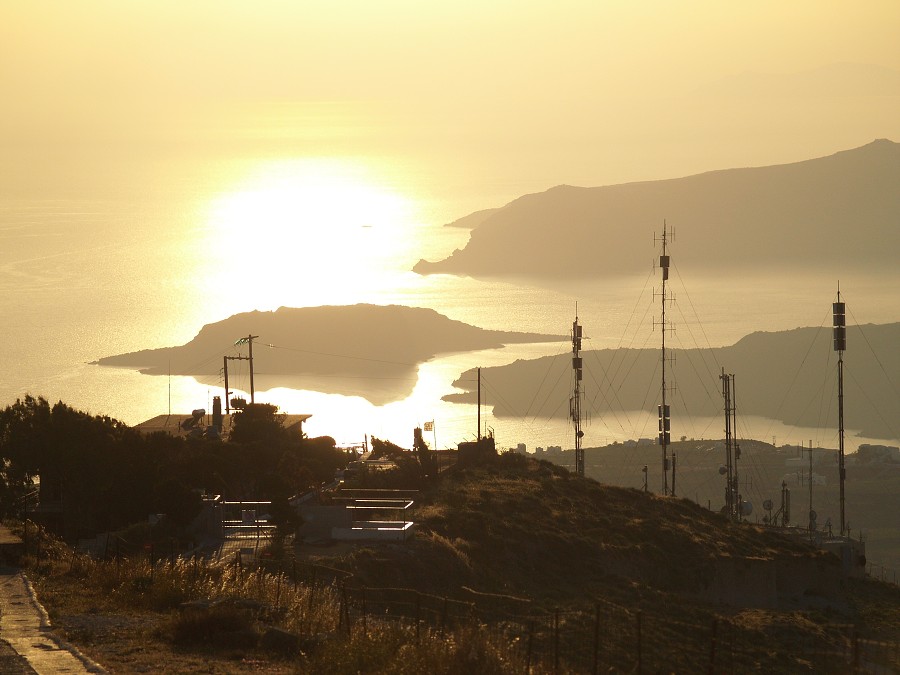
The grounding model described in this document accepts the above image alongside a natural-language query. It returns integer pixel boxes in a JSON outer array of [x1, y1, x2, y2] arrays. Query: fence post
[[554, 608, 560, 674], [708, 618, 718, 674], [343, 585, 352, 636], [415, 592, 421, 642], [362, 586, 368, 637], [593, 602, 601, 675], [635, 610, 642, 675], [441, 596, 448, 637], [852, 629, 859, 673], [339, 584, 346, 634], [308, 570, 317, 621], [526, 620, 534, 671], [729, 618, 734, 672]]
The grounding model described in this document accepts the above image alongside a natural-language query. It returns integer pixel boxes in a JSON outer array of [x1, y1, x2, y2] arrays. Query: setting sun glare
[[201, 158, 422, 309]]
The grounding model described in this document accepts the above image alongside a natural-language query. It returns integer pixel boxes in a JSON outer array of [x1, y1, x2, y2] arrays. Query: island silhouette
[[96, 304, 561, 405], [445, 322, 900, 441]]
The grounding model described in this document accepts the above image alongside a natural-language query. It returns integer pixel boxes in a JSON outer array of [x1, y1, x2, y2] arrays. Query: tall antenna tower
[[833, 286, 847, 536], [720, 369, 740, 520], [571, 311, 585, 477], [654, 224, 675, 494]]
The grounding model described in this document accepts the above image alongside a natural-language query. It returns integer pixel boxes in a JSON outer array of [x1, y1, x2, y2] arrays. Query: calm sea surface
[[2, 148, 899, 463]]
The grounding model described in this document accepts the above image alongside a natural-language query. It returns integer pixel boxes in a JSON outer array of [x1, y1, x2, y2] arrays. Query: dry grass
[[29, 544, 543, 674], [21, 453, 900, 672]]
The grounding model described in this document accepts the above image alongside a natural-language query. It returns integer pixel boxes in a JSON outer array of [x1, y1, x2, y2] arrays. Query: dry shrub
[[170, 602, 259, 648], [425, 532, 472, 570], [299, 621, 531, 675]]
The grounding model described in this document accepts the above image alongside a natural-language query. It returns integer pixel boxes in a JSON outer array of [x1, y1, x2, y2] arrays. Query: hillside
[[95, 304, 560, 405], [444, 322, 900, 440], [413, 139, 900, 281], [570, 439, 900, 574], [319, 453, 900, 672], [25, 452, 900, 673]]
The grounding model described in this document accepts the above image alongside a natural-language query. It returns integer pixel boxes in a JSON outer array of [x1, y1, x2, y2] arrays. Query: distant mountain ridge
[[415, 139, 900, 281]]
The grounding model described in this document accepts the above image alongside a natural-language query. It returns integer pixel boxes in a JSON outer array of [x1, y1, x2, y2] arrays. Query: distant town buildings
[[856, 444, 900, 464], [510, 444, 564, 455]]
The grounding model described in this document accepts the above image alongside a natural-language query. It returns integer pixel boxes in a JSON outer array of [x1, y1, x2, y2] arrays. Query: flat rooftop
[[134, 413, 312, 438]]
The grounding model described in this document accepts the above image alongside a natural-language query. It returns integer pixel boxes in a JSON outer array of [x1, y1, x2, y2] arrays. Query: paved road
[[0, 637, 35, 674], [0, 567, 105, 674], [0, 521, 104, 674]]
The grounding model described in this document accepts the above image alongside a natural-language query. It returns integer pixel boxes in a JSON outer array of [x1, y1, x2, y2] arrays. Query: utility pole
[[780, 480, 790, 527], [807, 440, 815, 536], [477, 367, 481, 441], [223, 356, 229, 414], [732, 374, 740, 521], [233, 335, 259, 404], [224, 334, 258, 413], [223, 355, 251, 414]]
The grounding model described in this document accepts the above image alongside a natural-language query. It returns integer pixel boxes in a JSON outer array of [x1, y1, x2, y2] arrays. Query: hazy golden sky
[[3, 1, 900, 184]]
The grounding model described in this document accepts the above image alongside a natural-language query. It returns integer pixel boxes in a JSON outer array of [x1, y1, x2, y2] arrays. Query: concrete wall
[[298, 505, 353, 540]]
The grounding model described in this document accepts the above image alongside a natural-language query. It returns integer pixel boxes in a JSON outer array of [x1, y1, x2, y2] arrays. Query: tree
[[228, 403, 288, 445]]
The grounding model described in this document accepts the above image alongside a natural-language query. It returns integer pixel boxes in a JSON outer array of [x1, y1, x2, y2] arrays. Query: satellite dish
[[809, 509, 817, 522], [740, 501, 753, 516], [763, 499, 773, 511], [718, 466, 727, 475]]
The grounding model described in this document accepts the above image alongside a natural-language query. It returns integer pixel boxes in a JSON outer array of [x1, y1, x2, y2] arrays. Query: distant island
[[444, 322, 900, 441], [414, 139, 900, 282], [96, 304, 561, 405]]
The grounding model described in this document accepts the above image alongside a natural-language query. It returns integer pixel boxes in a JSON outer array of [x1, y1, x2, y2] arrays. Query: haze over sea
[[5, 2, 900, 454], [3, 135, 900, 453]]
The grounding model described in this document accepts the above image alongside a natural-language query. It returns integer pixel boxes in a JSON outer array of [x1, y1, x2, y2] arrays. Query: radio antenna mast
[[833, 286, 847, 536], [571, 308, 585, 476], [655, 223, 675, 494]]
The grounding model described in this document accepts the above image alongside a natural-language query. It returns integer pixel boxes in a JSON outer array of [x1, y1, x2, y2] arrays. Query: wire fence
[[327, 584, 900, 674], [21, 522, 900, 673], [866, 560, 900, 586]]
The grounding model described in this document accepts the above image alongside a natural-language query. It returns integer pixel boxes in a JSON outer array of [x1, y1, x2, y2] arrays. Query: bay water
[[2, 148, 899, 460]]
